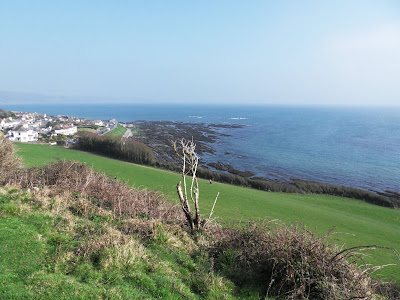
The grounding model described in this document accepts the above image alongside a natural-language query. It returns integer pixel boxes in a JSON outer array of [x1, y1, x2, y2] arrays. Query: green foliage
[[77, 127, 97, 132], [0, 109, 16, 118], [74, 131, 154, 165]]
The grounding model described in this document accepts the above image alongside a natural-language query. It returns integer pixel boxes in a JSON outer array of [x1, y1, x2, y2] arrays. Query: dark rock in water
[[208, 162, 255, 178], [378, 190, 400, 200], [128, 121, 244, 164]]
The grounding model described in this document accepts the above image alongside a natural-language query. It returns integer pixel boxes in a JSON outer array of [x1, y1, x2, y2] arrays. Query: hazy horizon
[[1, 1, 399, 106], [3, 96, 400, 109]]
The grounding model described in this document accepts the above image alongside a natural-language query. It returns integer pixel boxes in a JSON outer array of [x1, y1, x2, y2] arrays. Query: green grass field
[[14, 143, 400, 282], [77, 127, 97, 132], [104, 124, 127, 136]]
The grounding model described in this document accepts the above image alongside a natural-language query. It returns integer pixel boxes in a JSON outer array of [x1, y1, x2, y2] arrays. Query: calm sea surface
[[4, 104, 400, 193]]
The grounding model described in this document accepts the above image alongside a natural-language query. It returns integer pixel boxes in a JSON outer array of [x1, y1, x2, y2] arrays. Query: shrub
[[210, 221, 376, 299], [0, 135, 23, 183], [74, 132, 154, 165], [8, 160, 183, 223]]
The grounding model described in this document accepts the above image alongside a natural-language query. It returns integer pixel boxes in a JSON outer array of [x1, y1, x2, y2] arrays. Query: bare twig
[[174, 138, 219, 232]]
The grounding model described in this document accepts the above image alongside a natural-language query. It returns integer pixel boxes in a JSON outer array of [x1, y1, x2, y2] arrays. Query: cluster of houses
[[0, 110, 116, 144]]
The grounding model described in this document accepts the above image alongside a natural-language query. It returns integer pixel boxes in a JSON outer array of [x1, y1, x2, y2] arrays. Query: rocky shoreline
[[127, 120, 244, 165], [124, 120, 400, 208]]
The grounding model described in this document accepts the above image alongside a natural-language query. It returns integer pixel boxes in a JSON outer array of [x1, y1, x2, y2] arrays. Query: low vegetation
[[2, 136, 399, 298], [165, 163, 399, 209], [0, 108, 16, 118], [77, 127, 97, 132], [74, 131, 153, 165], [0, 135, 23, 182]]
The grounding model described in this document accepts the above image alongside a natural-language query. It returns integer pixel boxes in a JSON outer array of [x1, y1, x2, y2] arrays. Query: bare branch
[[174, 138, 219, 232], [208, 192, 219, 220]]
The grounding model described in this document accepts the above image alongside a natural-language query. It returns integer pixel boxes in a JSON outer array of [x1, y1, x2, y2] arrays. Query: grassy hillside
[[104, 124, 127, 136], [15, 143, 400, 282], [0, 186, 244, 299]]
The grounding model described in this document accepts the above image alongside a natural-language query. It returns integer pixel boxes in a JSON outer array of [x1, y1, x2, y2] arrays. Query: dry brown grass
[[0, 136, 23, 183], [8, 160, 184, 223], [210, 221, 377, 299], [1, 160, 196, 274]]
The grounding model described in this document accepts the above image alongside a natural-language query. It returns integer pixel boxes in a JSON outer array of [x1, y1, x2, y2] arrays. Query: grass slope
[[104, 124, 127, 136], [15, 143, 400, 282], [77, 127, 97, 132], [0, 187, 244, 299]]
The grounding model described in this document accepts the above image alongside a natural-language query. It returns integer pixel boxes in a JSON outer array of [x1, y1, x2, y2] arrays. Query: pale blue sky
[[0, 1, 399, 105]]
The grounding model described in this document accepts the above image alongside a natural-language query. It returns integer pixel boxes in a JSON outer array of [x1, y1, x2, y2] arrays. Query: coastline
[[128, 120, 399, 208], [3, 104, 400, 196]]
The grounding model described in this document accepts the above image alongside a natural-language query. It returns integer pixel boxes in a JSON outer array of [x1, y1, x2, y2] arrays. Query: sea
[[3, 103, 400, 193]]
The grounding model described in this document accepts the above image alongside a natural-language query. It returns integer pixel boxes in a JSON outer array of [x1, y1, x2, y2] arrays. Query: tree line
[[74, 131, 154, 165]]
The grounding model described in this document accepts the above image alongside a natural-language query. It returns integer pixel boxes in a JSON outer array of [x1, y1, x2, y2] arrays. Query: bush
[[74, 132, 154, 165], [0, 135, 23, 183], [8, 160, 182, 223], [210, 221, 375, 299]]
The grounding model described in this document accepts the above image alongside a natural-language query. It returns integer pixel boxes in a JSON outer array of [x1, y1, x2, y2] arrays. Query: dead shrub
[[8, 160, 184, 223], [374, 281, 400, 300], [210, 221, 376, 299], [0, 136, 23, 183]]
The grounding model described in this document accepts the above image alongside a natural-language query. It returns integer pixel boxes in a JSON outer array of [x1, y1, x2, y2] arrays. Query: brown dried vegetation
[[209, 222, 380, 299], [8, 160, 183, 223], [0, 135, 23, 182]]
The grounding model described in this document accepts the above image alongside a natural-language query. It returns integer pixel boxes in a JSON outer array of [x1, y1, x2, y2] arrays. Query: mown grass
[[104, 124, 127, 136], [77, 127, 97, 133], [15, 143, 400, 282], [0, 215, 45, 298]]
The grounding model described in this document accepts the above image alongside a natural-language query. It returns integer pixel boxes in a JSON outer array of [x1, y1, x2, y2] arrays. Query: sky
[[0, 0, 399, 106]]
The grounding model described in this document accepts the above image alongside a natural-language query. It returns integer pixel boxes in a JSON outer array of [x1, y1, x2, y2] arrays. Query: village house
[[21, 115, 35, 124], [92, 120, 104, 126], [8, 124, 38, 142], [53, 123, 77, 136], [0, 118, 21, 130]]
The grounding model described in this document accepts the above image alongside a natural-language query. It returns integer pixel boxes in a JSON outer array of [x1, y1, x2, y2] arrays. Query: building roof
[[54, 123, 75, 130], [13, 125, 30, 132]]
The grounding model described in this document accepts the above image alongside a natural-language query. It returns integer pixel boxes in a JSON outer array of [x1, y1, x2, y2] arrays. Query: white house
[[54, 124, 77, 136], [0, 118, 20, 130], [8, 125, 38, 142], [92, 120, 104, 126]]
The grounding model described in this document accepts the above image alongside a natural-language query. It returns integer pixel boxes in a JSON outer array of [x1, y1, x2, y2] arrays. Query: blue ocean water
[[3, 104, 400, 193]]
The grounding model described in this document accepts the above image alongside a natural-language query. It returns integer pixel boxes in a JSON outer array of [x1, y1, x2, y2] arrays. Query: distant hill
[[0, 108, 16, 118]]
